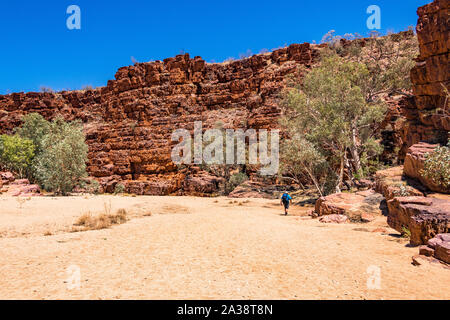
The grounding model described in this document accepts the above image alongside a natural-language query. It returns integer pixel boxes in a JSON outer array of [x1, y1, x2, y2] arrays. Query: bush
[[224, 172, 248, 194], [393, 185, 411, 197], [401, 226, 411, 239], [421, 140, 450, 191], [88, 180, 101, 194], [16, 113, 50, 156], [74, 209, 127, 231], [0, 134, 35, 178], [114, 183, 125, 195], [35, 116, 88, 195]]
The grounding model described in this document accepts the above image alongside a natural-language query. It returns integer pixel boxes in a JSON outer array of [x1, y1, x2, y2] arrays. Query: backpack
[[281, 193, 290, 201]]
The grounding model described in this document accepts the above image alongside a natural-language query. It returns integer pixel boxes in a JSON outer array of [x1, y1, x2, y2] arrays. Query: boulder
[[418, 233, 450, 265], [5, 180, 41, 197], [419, 245, 434, 257], [435, 241, 450, 264], [314, 190, 384, 222], [387, 196, 450, 245], [319, 214, 348, 224], [182, 172, 224, 195], [0, 171, 15, 184]]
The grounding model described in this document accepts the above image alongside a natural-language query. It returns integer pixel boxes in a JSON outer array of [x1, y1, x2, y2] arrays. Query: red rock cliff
[[0, 44, 318, 195], [408, 0, 449, 146]]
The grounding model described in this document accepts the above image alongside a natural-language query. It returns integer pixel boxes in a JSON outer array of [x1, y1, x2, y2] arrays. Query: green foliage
[[88, 180, 101, 195], [229, 172, 248, 187], [280, 54, 385, 193], [401, 226, 411, 239], [279, 135, 332, 196], [320, 29, 419, 98], [0, 134, 35, 178], [225, 172, 248, 195], [280, 31, 418, 194], [34, 116, 88, 195], [421, 140, 450, 191], [114, 183, 126, 195], [15, 113, 50, 156], [393, 185, 412, 197]]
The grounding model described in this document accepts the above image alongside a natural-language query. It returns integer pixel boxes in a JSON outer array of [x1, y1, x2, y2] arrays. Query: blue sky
[[0, 0, 430, 94]]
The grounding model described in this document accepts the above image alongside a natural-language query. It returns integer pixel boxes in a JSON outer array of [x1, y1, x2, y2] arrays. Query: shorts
[[282, 200, 290, 209]]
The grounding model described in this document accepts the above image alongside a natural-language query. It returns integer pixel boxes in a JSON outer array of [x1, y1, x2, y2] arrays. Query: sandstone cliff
[[0, 44, 319, 195], [408, 0, 449, 147]]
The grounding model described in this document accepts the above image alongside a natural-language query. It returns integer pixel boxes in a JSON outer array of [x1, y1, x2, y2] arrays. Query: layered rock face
[[378, 0, 450, 256], [408, 0, 449, 147], [0, 44, 318, 195], [387, 196, 449, 245]]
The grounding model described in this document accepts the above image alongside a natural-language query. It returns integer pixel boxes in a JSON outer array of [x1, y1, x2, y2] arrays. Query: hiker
[[280, 192, 292, 215]]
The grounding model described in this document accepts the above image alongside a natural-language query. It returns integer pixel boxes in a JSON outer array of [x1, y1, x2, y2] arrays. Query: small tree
[[35, 116, 88, 195], [0, 134, 35, 178], [279, 135, 331, 196]]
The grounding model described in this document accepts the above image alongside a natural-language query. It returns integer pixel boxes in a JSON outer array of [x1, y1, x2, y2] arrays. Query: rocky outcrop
[[408, 0, 449, 147], [374, 166, 424, 201], [319, 214, 348, 224], [228, 180, 296, 199], [377, 1, 450, 247], [377, 147, 450, 246], [0, 44, 319, 195], [182, 172, 224, 196], [0, 173, 41, 197], [381, 96, 420, 162], [314, 190, 384, 222], [387, 196, 449, 245], [418, 233, 450, 264], [403, 142, 449, 193]]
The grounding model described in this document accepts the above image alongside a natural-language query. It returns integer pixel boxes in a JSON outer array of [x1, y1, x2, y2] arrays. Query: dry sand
[[0, 195, 448, 300]]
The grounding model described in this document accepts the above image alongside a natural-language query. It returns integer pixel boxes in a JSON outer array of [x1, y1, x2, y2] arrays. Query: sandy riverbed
[[0, 195, 448, 300]]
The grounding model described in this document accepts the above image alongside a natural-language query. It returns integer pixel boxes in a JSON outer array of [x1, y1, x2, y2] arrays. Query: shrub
[[114, 183, 125, 195], [15, 113, 50, 156], [229, 172, 248, 187], [225, 172, 248, 194], [421, 140, 450, 191], [40, 86, 54, 93], [82, 179, 101, 194], [393, 185, 411, 197], [401, 226, 411, 239], [34, 116, 88, 195], [0, 134, 35, 178], [74, 209, 127, 231]]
